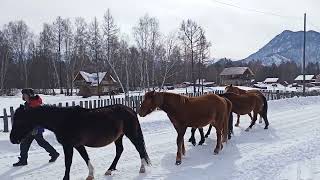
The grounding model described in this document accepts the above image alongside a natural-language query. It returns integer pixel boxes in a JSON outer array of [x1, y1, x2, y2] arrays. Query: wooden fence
[[1, 90, 320, 132]]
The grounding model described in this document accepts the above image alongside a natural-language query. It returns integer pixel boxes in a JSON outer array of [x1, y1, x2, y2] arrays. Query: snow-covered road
[[0, 96, 320, 180]]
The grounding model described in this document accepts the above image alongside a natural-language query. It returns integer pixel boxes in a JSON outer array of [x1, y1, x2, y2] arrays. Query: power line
[[210, 0, 301, 20], [209, 0, 320, 32]]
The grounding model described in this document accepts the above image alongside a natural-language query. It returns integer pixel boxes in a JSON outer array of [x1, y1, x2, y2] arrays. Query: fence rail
[[2, 90, 320, 132]]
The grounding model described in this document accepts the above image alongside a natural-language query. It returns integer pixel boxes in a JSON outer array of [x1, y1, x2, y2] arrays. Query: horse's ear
[[230, 84, 233, 87]]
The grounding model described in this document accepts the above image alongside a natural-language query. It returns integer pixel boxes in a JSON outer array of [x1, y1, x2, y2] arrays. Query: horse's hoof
[[105, 170, 112, 176], [245, 127, 251, 132], [198, 140, 205, 145], [214, 149, 219, 154], [235, 124, 239, 127], [175, 161, 181, 165], [264, 127, 268, 129], [139, 166, 146, 173], [204, 135, 209, 138], [86, 176, 94, 180]]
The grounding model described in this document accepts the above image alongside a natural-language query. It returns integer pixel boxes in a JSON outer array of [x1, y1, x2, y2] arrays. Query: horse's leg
[[75, 146, 94, 180], [248, 113, 253, 120], [235, 114, 240, 127], [228, 112, 234, 140], [188, 128, 197, 146], [105, 135, 124, 175], [198, 128, 205, 145], [62, 145, 73, 180], [205, 125, 212, 138], [213, 125, 222, 154], [182, 141, 186, 156], [246, 112, 258, 131], [176, 127, 187, 165], [261, 112, 269, 129], [259, 114, 264, 123]]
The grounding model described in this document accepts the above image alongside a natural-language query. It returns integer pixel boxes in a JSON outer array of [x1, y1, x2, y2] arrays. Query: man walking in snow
[[13, 88, 60, 166]]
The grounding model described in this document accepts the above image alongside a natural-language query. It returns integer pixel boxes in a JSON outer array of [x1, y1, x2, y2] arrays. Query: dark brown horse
[[225, 84, 265, 126], [189, 92, 269, 144], [139, 91, 232, 165], [10, 104, 150, 180]]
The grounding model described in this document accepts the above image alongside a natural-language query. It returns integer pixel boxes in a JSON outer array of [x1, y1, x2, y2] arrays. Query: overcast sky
[[1, 0, 319, 59]]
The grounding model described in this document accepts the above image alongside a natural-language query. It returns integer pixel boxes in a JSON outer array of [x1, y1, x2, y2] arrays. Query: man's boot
[[13, 157, 27, 167], [49, 152, 60, 163]]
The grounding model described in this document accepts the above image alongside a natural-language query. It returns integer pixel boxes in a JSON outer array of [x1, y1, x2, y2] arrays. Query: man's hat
[[21, 88, 35, 96]]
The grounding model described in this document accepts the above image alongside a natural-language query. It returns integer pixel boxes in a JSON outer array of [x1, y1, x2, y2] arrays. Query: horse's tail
[[224, 98, 232, 142], [135, 120, 151, 165], [121, 105, 151, 165]]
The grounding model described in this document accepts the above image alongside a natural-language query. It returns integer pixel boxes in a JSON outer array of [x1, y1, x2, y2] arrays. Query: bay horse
[[225, 84, 265, 126], [138, 91, 232, 165], [189, 92, 269, 145], [10, 104, 150, 180]]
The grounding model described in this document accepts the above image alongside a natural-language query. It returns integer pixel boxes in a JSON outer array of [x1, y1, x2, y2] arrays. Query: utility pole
[[303, 13, 306, 96]]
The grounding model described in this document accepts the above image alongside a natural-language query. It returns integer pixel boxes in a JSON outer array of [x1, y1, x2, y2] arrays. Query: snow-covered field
[[0, 96, 320, 180]]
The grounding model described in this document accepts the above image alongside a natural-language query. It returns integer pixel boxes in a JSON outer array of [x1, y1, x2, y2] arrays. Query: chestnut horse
[[139, 91, 232, 165], [10, 104, 150, 180], [225, 84, 265, 126], [189, 92, 269, 145]]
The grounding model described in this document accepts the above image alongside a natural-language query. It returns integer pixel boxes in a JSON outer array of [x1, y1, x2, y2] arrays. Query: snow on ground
[[0, 96, 320, 179]]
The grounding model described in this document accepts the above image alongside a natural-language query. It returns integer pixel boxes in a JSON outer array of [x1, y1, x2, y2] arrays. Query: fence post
[[107, 99, 110, 106], [10, 107, 14, 124], [135, 97, 140, 112], [93, 100, 97, 108], [58, 103, 62, 107], [72, 101, 75, 107], [85, 101, 88, 108], [104, 99, 107, 106], [3, 108, 9, 132], [65, 102, 69, 107], [80, 101, 83, 107], [89, 101, 93, 109]]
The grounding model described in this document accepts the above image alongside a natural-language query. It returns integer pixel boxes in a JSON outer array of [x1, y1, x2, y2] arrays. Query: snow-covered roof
[[294, 75, 315, 81], [77, 71, 117, 85], [264, 78, 279, 83], [220, 67, 253, 76]]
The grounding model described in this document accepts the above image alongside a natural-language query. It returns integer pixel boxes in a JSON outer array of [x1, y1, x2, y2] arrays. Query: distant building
[[220, 67, 255, 86], [294, 75, 316, 84], [264, 78, 279, 84], [73, 71, 120, 97]]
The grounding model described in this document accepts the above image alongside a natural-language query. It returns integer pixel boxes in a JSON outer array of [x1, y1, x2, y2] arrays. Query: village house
[[220, 67, 255, 86], [263, 78, 279, 84], [73, 71, 120, 97], [294, 74, 316, 84]]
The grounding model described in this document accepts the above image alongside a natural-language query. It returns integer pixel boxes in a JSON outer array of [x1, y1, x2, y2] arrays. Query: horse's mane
[[161, 92, 188, 105]]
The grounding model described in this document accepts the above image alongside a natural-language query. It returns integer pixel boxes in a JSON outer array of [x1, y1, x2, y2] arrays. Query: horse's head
[[10, 105, 35, 144], [225, 84, 237, 93], [139, 91, 161, 117]]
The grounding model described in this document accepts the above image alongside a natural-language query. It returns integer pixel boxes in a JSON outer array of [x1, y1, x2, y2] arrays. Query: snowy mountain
[[242, 30, 320, 65]]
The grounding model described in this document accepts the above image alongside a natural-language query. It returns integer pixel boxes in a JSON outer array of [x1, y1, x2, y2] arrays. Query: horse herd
[[9, 85, 269, 180]]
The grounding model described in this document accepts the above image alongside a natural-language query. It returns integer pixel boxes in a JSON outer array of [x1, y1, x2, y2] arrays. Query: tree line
[[0, 9, 211, 96], [1, 9, 319, 96]]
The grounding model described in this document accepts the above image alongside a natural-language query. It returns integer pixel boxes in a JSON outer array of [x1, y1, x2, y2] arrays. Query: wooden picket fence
[[1, 90, 320, 132]]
